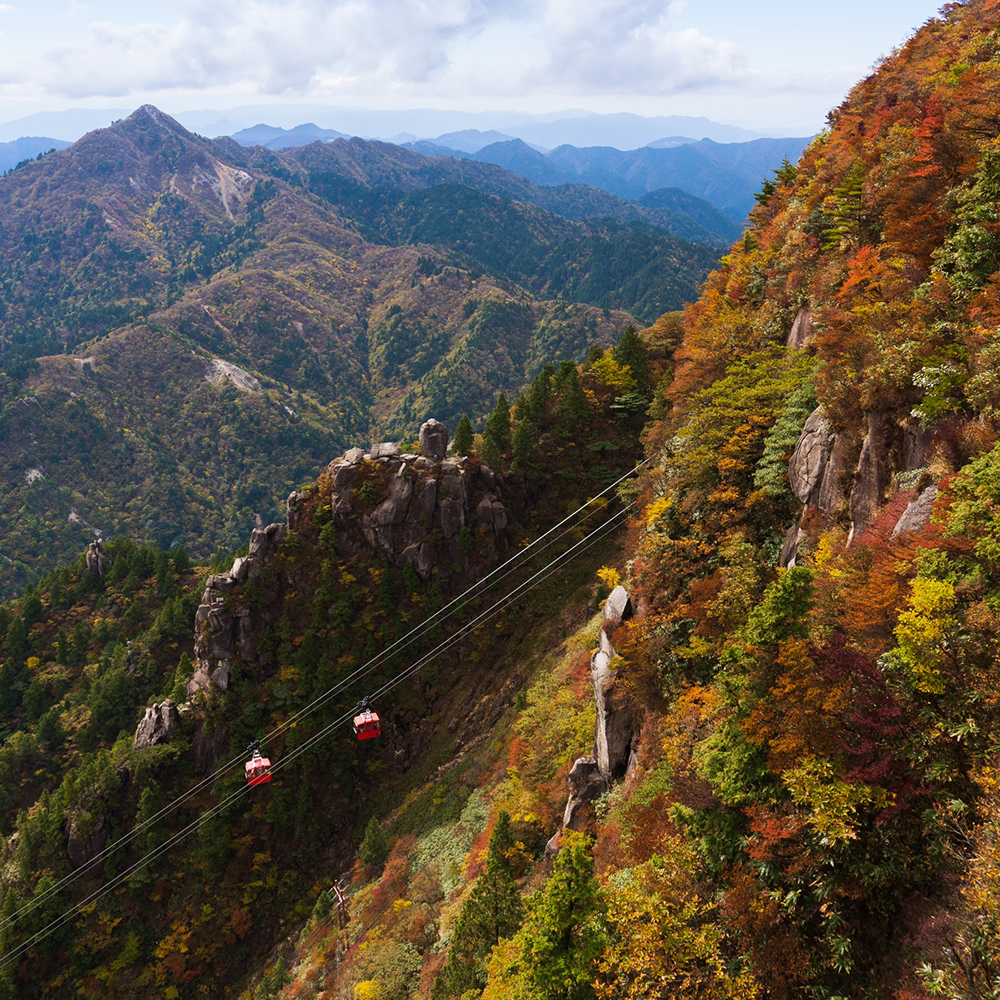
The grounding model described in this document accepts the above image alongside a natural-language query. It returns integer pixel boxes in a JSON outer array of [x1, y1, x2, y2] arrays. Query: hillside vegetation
[[8, 4, 1000, 999], [0, 337, 652, 999], [264, 2, 1000, 997], [0, 107, 715, 597]]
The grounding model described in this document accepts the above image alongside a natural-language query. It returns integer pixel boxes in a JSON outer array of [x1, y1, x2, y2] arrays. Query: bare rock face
[[189, 522, 286, 696], [189, 429, 516, 700], [786, 306, 814, 348], [592, 587, 635, 782], [901, 424, 934, 472], [788, 408, 840, 509], [372, 473, 414, 527], [85, 539, 111, 578], [892, 485, 939, 540], [370, 441, 402, 461], [782, 407, 847, 567], [560, 756, 608, 837], [550, 587, 636, 855], [779, 522, 805, 569], [134, 699, 180, 749], [604, 585, 632, 628], [546, 758, 608, 856], [849, 413, 893, 540], [419, 419, 449, 461]]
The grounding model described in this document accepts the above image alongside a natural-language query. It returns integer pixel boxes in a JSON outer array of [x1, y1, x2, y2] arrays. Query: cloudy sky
[[0, 0, 947, 133]]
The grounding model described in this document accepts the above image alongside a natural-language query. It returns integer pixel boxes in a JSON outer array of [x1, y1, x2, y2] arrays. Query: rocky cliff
[[187, 420, 518, 698]]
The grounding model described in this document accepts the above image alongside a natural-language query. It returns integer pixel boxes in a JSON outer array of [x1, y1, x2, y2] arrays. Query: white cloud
[[530, 0, 748, 94], [20, 0, 750, 102]]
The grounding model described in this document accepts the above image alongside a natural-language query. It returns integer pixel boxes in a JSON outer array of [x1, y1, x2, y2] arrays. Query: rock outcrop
[[891, 484, 939, 540], [134, 699, 180, 749], [419, 419, 449, 461], [782, 406, 939, 565], [310, 443, 509, 581], [592, 586, 635, 782], [189, 521, 287, 695], [548, 585, 635, 855], [189, 425, 515, 696], [787, 408, 842, 512], [786, 305, 814, 348], [85, 538, 111, 578], [848, 413, 893, 541]]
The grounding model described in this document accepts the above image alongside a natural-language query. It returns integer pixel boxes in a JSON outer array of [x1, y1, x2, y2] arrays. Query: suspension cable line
[[0, 463, 642, 954]]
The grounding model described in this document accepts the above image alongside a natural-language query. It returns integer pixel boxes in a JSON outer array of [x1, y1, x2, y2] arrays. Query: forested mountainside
[[285, 138, 740, 248], [6, 4, 1000, 1000], [270, 1, 1000, 996], [0, 106, 715, 598], [0, 340, 653, 999]]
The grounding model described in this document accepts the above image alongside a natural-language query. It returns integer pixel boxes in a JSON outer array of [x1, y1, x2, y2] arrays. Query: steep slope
[[0, 344, 649, 998], [231, 3, 1000, 998], [588, 1, 1000, 996], [9, 6, 1000, 998]]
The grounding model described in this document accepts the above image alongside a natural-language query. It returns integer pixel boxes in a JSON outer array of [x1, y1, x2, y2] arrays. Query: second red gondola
[[353, 698, 381, 741]]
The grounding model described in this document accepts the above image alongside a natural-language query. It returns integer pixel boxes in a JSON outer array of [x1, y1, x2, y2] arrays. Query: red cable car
[[353, 698, 381, 741], [245, 745, 272, 785]]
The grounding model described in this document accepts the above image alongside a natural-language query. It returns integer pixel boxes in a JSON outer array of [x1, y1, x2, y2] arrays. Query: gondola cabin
[[245, 750, 272, 785], [353, 708, 381, 741]]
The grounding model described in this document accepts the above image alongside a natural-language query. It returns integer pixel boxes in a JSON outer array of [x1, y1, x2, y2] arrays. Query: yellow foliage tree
[[893, 577, 958, 694]]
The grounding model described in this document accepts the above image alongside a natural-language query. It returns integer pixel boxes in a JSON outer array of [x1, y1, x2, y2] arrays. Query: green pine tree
[[484, 392, 512, 453], [481, 430, 503, 471], [512, 420, 537, 470], [526, 364, 554, 425], [452, 414, 474, 456], [434, 812, 524, 998], [555, 364, 590, 433], [359, 815, 389, 871], [520, 834, 606, 1000], [612, 325, 652, 398]]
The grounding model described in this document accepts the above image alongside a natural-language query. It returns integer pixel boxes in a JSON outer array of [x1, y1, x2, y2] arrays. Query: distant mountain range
[[2, 106, 811, 223], [226, 126, 812, 222], [401, 134, 814, 221], [0, 135, 72, 173], [0, 106, 773, 146], [0, 105, 722, 595]]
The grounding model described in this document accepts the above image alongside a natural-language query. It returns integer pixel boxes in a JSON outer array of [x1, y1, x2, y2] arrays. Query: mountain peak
[[120, 104, 199, 141]]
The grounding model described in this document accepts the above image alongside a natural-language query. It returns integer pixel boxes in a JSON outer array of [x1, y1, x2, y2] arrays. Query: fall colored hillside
[[9, 4, 1000, 1000], [0, 106, 716, 597]]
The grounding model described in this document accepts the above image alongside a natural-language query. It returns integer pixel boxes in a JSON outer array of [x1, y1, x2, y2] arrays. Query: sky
[[0, 0, 949, 135]]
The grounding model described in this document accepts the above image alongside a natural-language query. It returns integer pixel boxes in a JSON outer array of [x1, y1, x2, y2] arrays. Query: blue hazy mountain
[[0, 136, 72, 173]]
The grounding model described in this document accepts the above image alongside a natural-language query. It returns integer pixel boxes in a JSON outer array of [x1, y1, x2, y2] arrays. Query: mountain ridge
[[0, 104, 710, 596]]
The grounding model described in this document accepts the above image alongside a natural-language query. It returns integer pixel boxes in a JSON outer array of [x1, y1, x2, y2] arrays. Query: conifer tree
[[481, 833, 606, 1000], [522, 835, 606, 1000], [452, 414, 474, 456], [526, 364, 554, 424], [359, 815, 389, 871], [434, 812, 524, 998], [555, 364, 590, 432], [481, 431, 503, 471], [512, 420, 537, 470], [484, 392, 512, 453], [612, 325, 652, 398]]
